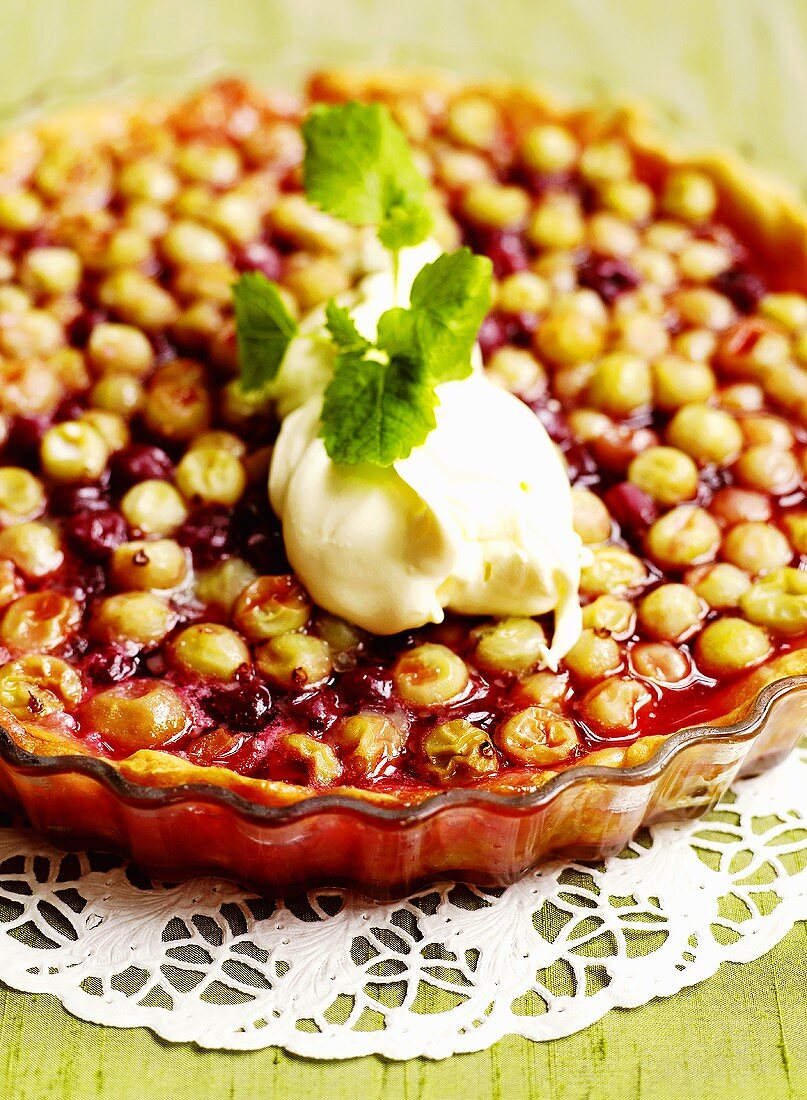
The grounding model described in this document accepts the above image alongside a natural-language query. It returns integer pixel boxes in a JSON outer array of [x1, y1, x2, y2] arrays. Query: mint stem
[[391, 249, 401, 304]]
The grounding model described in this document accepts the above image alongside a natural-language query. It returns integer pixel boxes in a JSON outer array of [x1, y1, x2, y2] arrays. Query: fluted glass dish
[[0, 14, 806, 897], [0, 677, 804, 897]]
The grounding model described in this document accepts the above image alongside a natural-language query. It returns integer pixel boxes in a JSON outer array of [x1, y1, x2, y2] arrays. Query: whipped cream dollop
[[267, 242, 583, 666]]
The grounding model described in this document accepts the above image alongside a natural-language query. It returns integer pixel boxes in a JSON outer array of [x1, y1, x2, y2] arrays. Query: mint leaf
[[302, 102, 432, 249], [408, 249, 493, 381], [233, 273, 298, 392], [373, 249, 492, 386], [374, 307, 418, 361], [325, 300, 371, 355], [320, 352, 436, 466]]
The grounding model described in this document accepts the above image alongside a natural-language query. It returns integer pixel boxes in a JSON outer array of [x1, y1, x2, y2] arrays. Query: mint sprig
[[402, 249, 493, 382], [232, 103, 494, 465], [232, 273, 297, 392], [302, 102, 433, 253], [319, 249, 492, 466], [377, 203, 434, 252]]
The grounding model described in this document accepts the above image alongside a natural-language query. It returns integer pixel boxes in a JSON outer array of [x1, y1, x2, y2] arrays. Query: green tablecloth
[[3, 925, 805, 1098], [2, 0, 806, 1095]]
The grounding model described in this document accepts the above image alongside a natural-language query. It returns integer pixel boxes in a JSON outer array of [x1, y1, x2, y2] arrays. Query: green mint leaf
[[374, 306, 418, 361], [407, 248, 493, 381], [373, 249, 493, 386], [375, 305, 474, 388], [320, 351, 437, 466], [233, 273, 298, 392], [378, 201, 433, 252], [302, 102, 432, 249], [325, 300, 371, 355]]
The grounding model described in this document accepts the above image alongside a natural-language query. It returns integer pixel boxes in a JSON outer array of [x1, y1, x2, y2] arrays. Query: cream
[[267, 242, 583, 665]]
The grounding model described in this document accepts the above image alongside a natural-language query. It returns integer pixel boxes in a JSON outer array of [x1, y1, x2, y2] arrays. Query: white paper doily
[[0, 744, 804, 1060]]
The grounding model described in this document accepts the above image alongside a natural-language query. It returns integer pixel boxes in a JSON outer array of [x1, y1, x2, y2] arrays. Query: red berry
[[55, 397, 86, 422], [111, 444, 173, 490], [604, 481, 659, 536], [205, 684, 273, 732], [477, 313, 510, 361], [287, 687, 343, 731], [489, 232, 530, 277], [83, 645, 138, 684], [67, 308, 107, 348], [50, 483, 110, 516], [578, 256, 640, 304], [592, 426, 659, 474], [235, 242, 282, 280], [64, 510, 128, 560], [178, 506, 234, 566], [338, 665, 394, 708], [5, 416, 49, 467], [713, 267, 766, 314], [59, 561, 107, 602]]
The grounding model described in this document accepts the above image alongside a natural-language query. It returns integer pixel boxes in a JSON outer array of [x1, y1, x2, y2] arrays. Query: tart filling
[[0, 72, 805, 808]]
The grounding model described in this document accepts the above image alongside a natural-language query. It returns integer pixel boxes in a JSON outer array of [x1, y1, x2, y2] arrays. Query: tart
[[0, 69, 804, 895]]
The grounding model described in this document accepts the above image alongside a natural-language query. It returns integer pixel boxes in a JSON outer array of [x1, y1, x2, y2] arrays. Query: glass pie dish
[[0, 66, 805, 896], [0, 672, 805, 897]]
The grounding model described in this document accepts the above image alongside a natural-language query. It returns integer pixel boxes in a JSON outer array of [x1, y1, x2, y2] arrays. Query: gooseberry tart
[[0, 68, 805, 896]]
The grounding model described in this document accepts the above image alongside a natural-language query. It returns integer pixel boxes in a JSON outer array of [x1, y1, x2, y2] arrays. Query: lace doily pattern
[[0, 745, 804, 1059]]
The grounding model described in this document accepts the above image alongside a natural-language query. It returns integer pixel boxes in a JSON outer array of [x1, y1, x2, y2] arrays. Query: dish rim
[[2, 674, 805, 825]]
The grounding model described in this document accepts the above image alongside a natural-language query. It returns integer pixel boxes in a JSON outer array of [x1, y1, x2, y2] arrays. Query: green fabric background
[[0, 0, 806, 1095], [1, 920, 805, 1098]]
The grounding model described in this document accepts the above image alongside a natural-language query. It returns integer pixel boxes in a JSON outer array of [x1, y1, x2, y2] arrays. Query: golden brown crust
[[707, 646, 807, 724], [624, 114, 807, 293], [117, 750, 410, 807]]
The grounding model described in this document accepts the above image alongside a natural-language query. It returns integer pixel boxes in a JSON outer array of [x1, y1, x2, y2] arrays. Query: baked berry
[[64, 510, 128, 560], [484, 230, 530, 277], [287, 687, 343, 731], [577, 256, 640, 303], [110, 444, 174, 490], [604, 482, 660, 538], [68, 308, 107, 348], [83, 645, 138, 685], [713, 266, 766, 313], [204, 683, 273, 732], [235, 241, 283, 280], [5, 416, 48, 468], [338, 665, 394, 708], [178, 506, 235, 566], [477, 313, 511, 361], [54, 397, 86, 423], [49, 483, 110, 516]]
